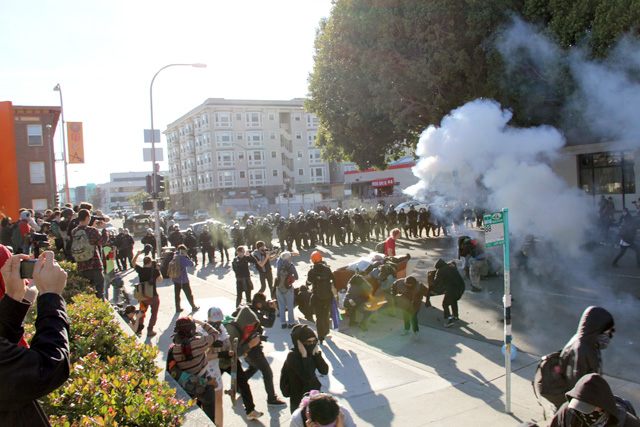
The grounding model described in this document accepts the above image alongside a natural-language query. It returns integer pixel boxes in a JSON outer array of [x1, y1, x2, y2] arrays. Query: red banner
[[372, 178, 394, 187]]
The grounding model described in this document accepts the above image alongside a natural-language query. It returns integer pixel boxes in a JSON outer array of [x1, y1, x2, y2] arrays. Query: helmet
[[354, 208, 359, 214], [146, 228, 153, 233], [311, 251, 322, 264], [400, 208, 405, 213], [207, 307, 224, 323], [233, 220, 239, 225]]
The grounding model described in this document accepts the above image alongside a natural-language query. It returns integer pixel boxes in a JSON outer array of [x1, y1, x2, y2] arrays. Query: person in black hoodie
[[0, 251, 70, 426], [307, 251, 336, 344], [280, 324, 329, 413], [392, 275, 429, 338], [431, 259, 466, 328], [550, 373, 639, 427], [561, 306, 615, 389], [612, 214, 640, 267]]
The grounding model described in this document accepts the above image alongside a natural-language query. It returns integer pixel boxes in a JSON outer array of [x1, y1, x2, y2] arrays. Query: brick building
[[7, 105, 61, 212]]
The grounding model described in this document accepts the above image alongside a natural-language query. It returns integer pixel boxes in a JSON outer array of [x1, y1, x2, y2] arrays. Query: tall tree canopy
[[307, 0, 640, 169]]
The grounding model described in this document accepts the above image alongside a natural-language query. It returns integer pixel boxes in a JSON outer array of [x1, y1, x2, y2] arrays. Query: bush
[[27, 292, 189, 426]]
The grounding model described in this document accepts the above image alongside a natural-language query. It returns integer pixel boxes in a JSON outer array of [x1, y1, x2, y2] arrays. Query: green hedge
[[24, 271, 190, 426]]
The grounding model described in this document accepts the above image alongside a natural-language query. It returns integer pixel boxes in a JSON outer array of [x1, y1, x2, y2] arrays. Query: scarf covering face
[[596, 333, 611, 349], [576, 410, 609, 426]]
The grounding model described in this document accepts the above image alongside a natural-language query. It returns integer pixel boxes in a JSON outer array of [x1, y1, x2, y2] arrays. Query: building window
[[295, 132, 302, 140], [32, 199, 47, 211], [246, 131, 264, 147], [271, 150, 277, 158], [297, 150, 303, 158], [202, 114, 209, 124], [237, 132, 243, 140], [246, 112, 262, 127], [273, 169, 279, 177], [239, 171, 246, 179], [235, 113, 242, 121], [215, 131, 233, 147], [238, 152, 244, 160], [307, 131, 317, 147], [298, 168, 304, 176], [311, 167, 326, 183], [249, 169, 267, 186], [217, 151, 235, 167], [214, 112, 232, 127], [306, 114, 319, 128], [270, 131, 276, 140], [29, 162, 46, 184], [269, 113, 276, 121], [294, 114, 301, 121], [27, 125, 43, 146], [309, 149, 322, 164], [248, 150, 265, 167], [218, 170, 236, 188], [578, 152, 635, 195]]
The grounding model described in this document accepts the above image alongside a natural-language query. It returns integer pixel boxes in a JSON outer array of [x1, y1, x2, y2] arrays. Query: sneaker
[[445, 317, 458, 328], [413, 331, 420, 339], [192, 306, 200, 311], [176, 307, 183, 313], [400, 329, 409, 336], [267, 398, 287, 407], [246, 410, 264, 421], [471, 286, 482, 292], [281, 323, 287, 329], [147, 330, 157, 338], [288, 323, 295, 329]]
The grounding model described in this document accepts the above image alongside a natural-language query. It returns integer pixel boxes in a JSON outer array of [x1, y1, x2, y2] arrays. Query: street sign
[[143, 147, 164, 162], [483, 211, 505, 247], [144, 129, 161, 143]]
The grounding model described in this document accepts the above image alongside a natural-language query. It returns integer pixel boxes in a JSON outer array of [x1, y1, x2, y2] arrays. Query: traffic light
[[145, 174, 153, 194], [155, 174, 165, 194]]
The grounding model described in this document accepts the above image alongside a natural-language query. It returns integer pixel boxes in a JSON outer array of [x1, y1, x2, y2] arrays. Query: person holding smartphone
[[0, 250, 70, 426]]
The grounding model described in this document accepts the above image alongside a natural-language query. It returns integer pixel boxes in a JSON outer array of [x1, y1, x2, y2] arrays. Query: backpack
[[375, 241, 386, 254], [277, 264, 295, 290], [160, 251, 174, 279], [71, 227, 95, 262], [532, 350, 569, 409], [167, 344, 208, 396], [168, 256, 182, 279], [309, 266, 333, 300]]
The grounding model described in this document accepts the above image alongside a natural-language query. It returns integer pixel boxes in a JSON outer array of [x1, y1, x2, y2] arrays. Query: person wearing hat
[[280, 325, 329, 413], [169, 316, 220, 423], [307, 251, 336, 344], [141, 228, 156, 256], [550, 373, 639, 426]]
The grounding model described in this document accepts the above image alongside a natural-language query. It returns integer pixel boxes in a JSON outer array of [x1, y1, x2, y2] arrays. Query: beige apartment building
[[165, 98, 329, 214]]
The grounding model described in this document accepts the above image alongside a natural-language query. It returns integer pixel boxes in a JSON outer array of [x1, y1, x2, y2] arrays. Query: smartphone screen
[[20, 260, 37, 279]]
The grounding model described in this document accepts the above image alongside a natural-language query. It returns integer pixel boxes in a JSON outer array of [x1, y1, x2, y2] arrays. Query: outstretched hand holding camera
[[1, 251, 67, 302]]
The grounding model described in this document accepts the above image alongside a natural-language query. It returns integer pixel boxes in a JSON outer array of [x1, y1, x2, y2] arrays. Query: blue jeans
[[276, 288, 295, 325]]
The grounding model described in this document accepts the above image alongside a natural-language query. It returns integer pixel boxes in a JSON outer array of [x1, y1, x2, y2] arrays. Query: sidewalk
[[117, 260, 640, 427]]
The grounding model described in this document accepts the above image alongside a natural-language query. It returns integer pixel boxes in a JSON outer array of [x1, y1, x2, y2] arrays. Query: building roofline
[[164, 97, 307, 131]]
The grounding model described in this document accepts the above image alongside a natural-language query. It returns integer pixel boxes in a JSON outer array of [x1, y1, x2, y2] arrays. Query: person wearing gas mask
[[550, 373, 639, 427], [560, 306, 615, 391]]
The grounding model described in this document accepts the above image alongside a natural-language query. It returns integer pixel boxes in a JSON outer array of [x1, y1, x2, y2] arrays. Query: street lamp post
[[149, 63, 206, 257], [53, 84, 70, 204], [45, 125, 56, 206]]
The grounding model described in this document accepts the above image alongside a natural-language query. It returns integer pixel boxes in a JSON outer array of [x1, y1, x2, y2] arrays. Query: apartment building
[[165, 98, 329, 211]]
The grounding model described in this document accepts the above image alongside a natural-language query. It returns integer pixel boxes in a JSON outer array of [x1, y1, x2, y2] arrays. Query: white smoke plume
[[406, 99, 593, 256]]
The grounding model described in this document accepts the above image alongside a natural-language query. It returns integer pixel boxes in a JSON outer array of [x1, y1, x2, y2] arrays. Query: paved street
[[113, 221, 640, 426]]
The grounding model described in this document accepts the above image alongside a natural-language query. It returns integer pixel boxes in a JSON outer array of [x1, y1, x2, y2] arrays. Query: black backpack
[[532, 350, 569, 409], [309, 267, 333, 300], [375, 241, 386, 254]]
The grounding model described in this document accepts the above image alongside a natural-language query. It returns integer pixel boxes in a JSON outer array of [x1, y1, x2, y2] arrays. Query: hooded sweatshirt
[[280, 325, 329, 411], [433, 259, 465, 298], [550, 373, 640, 427], [560, 306, 614, 389], [223, 306, 260, 367]]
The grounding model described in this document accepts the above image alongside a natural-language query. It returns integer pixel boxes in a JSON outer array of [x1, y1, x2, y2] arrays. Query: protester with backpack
[[170, 245, 199, 313], [71, 209, 108, 299], [275, 251, 299, 329], [307, 251, 336, 344], [132, 250, 161, 338], [431, 259, 466, 328]]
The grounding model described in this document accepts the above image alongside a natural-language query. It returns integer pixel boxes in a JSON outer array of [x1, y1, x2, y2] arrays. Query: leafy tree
[[307, 0, 523, 170], [128, 190, 149, 211]]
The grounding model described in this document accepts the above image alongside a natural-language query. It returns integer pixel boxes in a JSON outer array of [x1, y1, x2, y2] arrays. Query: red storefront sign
[[371, 178, 394, 187]]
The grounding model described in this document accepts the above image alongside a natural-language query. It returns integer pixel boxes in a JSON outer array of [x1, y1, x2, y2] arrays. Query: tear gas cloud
[[407, 17, 640, 257], [407, 99, 592, 255]]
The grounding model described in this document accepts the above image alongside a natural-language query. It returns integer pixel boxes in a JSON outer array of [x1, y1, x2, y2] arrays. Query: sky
[[0, 0, 333, 190]]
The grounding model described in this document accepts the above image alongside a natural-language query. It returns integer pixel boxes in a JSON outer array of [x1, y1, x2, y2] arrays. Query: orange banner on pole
[[67, 122, 85, 164]]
